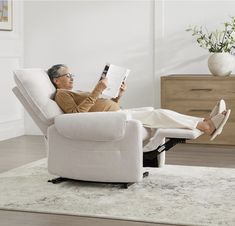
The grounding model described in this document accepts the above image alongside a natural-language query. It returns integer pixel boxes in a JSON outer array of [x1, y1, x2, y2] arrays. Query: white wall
[[23, 0, 235, 135], [0, 1, 24, 141], [23, 0, 154, 134], [154, 0, 235, 106]]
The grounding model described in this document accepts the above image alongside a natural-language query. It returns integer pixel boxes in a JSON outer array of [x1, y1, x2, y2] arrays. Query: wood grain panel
[[161, 75, 235, 145], [162, 78, 235, 101], [162, 100, 235, 120], [187, 122, 235, 145]]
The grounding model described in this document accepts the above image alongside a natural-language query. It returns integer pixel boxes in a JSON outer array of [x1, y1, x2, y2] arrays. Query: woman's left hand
[[118, 82, 127, 97], [111, 82, 127, 102]]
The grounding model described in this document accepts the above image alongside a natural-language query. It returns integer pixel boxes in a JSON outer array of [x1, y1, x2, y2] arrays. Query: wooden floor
[[0, 135, 235, 226]]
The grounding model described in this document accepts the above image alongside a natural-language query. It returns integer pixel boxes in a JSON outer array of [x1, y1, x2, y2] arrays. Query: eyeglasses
[[55, 73, 75, 79]]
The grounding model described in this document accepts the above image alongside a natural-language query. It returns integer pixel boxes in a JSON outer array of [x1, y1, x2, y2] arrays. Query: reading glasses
[[55, 73, 75, 79]]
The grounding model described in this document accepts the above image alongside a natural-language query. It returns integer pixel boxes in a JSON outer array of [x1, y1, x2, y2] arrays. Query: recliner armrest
[[54, 111, 132, 141], [125, 106, 154, 111]]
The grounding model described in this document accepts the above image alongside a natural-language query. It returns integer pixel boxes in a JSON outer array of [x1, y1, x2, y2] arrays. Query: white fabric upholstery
[[126, 107, 154, 111], [143, 128, 203, 152], [12, 87, 49, 135], [13, 68, 63, 125], [48, 120, 144, 182], [12, 68, 159, 183], [12, 67, 203, 183], [55, 112, 130, 141], [157, 128, 203, 139]]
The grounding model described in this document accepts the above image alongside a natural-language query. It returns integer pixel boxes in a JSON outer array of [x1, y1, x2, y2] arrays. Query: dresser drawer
[[161, 75, 235, 145], [162, 100, 235, 121], [162, 78, 235, 101]]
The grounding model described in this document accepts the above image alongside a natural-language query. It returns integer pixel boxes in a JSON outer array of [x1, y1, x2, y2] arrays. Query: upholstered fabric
[[13, 68, 63, 125], [12, 87, 49, 135], [156, 128, 203, 139], [12, 67, 161, 183], [13, 67, 205, 184], [48, 120, 144, 182], [55, 111, 131, 141], [143, 128, 203, 152]]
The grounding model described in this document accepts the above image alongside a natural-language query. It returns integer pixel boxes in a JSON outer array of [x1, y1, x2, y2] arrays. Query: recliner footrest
[[143, 138, 186, 167], [157, 138, 186, 153]]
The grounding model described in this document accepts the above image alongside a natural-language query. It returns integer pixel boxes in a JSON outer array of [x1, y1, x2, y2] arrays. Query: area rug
[[0, 159, 235, 226]]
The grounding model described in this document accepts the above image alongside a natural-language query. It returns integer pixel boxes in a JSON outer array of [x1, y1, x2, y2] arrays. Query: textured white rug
[[0, 159, 235, 226]]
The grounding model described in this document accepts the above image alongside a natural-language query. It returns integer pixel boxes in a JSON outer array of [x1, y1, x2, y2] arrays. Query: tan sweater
[[54, 88, 120, 113]]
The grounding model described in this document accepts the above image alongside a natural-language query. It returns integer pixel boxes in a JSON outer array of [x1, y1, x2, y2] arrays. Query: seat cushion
[[14, 68, 63, 125]]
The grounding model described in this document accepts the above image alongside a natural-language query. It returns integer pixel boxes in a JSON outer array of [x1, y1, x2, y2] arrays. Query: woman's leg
[[130, 109, 204, 130], [127, 107, 229, 137]]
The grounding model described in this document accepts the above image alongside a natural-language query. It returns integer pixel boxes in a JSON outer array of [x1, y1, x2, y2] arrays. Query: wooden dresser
[[161, 75, 235, 145]]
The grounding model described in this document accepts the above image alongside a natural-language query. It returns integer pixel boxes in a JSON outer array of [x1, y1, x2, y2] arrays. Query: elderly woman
[[47, 64, 230, 144]]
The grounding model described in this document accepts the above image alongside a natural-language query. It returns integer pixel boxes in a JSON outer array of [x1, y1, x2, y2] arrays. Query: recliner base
[[143, 138, 186, 167], [48, 172, 150, 189]]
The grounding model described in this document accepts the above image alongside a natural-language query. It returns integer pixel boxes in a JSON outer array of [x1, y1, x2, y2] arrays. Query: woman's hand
[[111, 82, 127, 102], [118, 82, 127, 97], [96, 77, 108, 91]]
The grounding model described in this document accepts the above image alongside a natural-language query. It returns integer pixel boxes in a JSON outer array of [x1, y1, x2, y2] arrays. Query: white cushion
[[54, 112, 129, 141], [14, 68, 63, 125], [125, 107, 154, 111]]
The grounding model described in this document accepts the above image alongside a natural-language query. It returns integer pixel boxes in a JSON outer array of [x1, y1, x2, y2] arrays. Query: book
[[100, 63, 130, 98]]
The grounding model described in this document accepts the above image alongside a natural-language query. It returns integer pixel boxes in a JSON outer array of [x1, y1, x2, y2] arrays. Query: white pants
[[127, 109, 203, 129], [123, 108, 204, 152]]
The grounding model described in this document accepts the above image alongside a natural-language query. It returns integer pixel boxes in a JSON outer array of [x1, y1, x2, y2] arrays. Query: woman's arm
[[55, 79, 108, 113], [111, 82, 127, 103]]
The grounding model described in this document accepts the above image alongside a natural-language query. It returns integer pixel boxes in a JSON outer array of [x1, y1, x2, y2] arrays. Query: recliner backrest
[[13, 68, 63, 134]]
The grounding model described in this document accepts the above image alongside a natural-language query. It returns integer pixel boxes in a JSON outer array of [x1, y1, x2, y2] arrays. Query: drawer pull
[[189, 109, 211, 113], [190, 88, 212, 92]]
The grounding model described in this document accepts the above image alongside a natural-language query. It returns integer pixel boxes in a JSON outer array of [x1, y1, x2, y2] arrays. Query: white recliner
[[12, 68, 202, 185]]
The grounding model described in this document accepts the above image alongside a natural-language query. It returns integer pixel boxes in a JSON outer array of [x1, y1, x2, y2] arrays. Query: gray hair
[[47, 64, 67, 88]]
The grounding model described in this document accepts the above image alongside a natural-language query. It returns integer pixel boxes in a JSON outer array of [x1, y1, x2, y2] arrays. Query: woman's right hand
[[97, 77, 108, 91]]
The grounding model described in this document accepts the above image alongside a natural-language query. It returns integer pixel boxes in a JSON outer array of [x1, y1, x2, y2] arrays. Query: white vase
[[208, 53, 235, 76]]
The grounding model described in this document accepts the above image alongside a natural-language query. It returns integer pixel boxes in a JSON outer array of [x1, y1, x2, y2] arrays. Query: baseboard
[[0, 119, 24, 141]]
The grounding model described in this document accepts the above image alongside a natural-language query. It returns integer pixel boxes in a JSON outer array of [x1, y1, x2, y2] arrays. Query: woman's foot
[[210, 110, 231, 140], [210, 99, 226, 118], [197, 110, 231, 140], [197, 119, 216, 135], [204, 99, 226, 122]]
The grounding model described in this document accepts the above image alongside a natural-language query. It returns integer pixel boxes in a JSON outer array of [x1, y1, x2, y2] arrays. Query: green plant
[[186, 17, 235, 53]]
